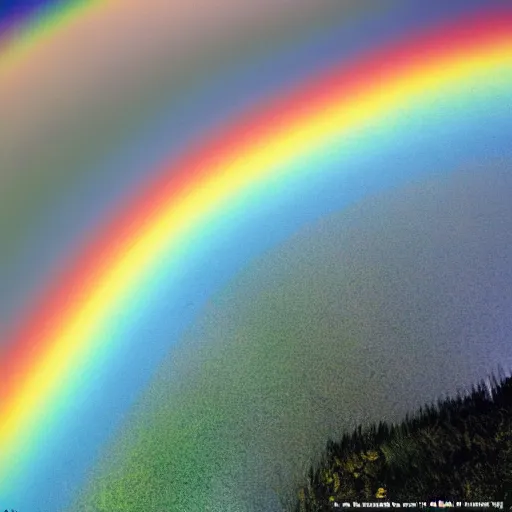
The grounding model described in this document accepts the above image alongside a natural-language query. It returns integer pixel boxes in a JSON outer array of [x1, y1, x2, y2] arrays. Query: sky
[[1, 1, 512, 511], [70, 165, 512, 511], [1, 0, 392, 328]]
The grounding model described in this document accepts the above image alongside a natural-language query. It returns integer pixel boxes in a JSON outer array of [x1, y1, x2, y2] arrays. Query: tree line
[[292, 367, 512, 511]]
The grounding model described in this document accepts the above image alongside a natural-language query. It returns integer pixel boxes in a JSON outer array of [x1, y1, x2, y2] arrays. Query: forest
[[292, 368, 512, 511]]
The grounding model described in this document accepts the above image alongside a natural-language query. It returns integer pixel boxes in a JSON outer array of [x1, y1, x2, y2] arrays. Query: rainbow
[[1, 2, 512, 510], [0, 0, 99, 69]]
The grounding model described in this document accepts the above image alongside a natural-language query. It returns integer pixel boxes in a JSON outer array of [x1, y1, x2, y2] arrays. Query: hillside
[[293, 369, 512, 511]]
